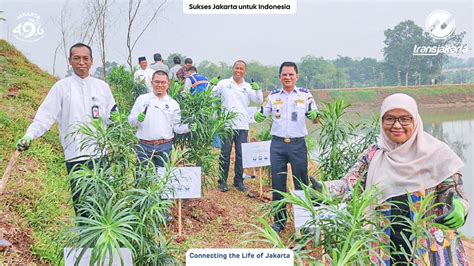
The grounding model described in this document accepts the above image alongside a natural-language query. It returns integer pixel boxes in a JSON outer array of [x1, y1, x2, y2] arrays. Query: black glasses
[[382, 116, 413, 126]]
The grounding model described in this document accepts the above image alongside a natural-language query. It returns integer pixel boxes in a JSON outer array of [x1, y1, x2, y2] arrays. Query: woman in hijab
[[318, 93, 469, 265]]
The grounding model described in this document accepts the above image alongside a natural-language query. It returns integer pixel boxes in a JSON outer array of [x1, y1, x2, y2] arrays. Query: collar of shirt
[[71, 72, 91, 83], [279, 87, 298, 96], [229, 77, 248, 87], [146, 92, 171, 102]]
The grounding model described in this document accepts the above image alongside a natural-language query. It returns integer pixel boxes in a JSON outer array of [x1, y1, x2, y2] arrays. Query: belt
[[272, 135, 305, 144], [139, 138, 173, 146]]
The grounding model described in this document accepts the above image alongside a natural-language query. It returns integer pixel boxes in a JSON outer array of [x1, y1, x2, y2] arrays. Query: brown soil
[[0, 208, 39, 265]]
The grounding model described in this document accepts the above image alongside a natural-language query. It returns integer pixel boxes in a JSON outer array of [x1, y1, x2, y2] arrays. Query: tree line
[[93, 19, 472, 90]]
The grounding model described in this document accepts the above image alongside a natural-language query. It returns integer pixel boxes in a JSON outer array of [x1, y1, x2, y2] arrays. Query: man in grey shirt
[[150, 53, 169, 74], [169, 56, 182, 81]]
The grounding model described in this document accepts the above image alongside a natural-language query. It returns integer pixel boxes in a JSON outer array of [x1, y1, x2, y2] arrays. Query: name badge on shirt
[[291, 111, 298, 122], [92, 105, 100, 119]]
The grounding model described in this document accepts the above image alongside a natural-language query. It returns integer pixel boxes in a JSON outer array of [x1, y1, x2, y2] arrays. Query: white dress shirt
[[128, 93, 190, 140], [134, 67, 155, 92], [263, 87, 317, 138], [212, 77, 263, 130], [25, 73, 116, 161]]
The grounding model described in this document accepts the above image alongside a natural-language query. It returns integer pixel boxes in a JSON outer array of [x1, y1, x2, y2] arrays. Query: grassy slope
[[0, 40, 72, 264]]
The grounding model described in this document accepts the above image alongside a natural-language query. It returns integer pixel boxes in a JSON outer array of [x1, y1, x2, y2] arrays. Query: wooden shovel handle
[[0, 150, 21, 195]]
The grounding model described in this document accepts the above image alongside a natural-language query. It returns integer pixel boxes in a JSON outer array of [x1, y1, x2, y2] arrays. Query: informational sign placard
[[158, 167, 202, 199], [64, 248, 132, 266], [292, 190, 346, 229], [241, 141, 271, 168], [247, 106, 258, 124]]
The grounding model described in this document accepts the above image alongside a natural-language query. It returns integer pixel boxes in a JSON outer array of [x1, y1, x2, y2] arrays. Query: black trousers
[[219, 129, 248, 185], [270, 137, 309, 226], [65, 160, 95, 218]]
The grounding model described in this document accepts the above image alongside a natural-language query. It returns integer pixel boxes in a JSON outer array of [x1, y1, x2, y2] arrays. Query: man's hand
[[16, 136, 32, 151], [209, 76, 220, 86], [255, 112, 265, 123], [137, 113, 146, 123], [250, 79, 261, 91], [435, 196, 466, 229], [306, 110, 318, 121]]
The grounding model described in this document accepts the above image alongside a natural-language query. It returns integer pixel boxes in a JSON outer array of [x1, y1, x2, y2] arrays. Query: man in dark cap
[[134, 56, 154, 92]]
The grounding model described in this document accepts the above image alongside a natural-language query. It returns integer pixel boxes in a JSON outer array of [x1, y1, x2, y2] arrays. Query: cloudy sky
[[1, 0, 473, 77]]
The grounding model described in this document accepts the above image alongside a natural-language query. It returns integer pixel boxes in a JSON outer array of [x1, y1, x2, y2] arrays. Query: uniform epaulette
[[271, 89, 281, 95], [298, 88, 309, 93]]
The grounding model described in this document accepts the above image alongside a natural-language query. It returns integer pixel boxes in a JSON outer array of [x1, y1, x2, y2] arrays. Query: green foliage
[[107, 66, 147, 113], [172, 88, 237, 187], [315, 100, 379, 181], [253, 180, 389, 264], [383, 20, 466, 86], [64, 117, 179, 265]]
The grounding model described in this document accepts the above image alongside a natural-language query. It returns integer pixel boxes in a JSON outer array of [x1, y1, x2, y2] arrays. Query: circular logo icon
[[426, 10, 455, 39], [13, 12, 45, 42]]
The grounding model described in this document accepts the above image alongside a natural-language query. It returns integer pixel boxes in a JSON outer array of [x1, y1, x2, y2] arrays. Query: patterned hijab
[[366, 93, 464, 203]]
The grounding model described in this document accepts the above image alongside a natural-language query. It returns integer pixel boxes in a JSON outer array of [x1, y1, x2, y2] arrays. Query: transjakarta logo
[[413, 10, 469, 56], [426, 10, 455, 39]]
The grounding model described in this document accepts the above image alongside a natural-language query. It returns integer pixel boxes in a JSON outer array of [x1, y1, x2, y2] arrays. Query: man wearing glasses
[[128, 70, 190, 167]]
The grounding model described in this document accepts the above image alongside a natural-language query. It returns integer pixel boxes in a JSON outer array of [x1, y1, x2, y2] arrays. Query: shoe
[[233, 182, 248, 192], [271, 223, 284, 234], [219, 182, 228, 192]]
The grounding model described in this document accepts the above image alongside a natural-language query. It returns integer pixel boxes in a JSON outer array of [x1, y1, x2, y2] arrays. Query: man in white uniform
[[212, 60, 263, 194], [128, 70, 190, 167], [16, 43, 117, 217], [133, 56, 155, 92]]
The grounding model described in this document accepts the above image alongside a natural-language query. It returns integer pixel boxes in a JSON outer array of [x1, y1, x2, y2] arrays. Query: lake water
[[307, 105, 474, 237]]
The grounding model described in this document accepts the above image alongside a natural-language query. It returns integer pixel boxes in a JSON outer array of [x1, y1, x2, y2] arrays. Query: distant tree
[[383, 20, 465, 86], [246, 61, 279, 91], [0, 11, 6, 21], [126, 0, 168, 73], [93, 61, 119, 79], [197, 60, 228, 80], [165, 53, 186, 67], [299, 55, 336, 89]]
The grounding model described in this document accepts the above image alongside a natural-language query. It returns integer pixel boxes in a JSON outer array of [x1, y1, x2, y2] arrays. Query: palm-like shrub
[[107, 66, 147, 113], [64, 117, 179, 265], [316, 100, 379, 181], [172, 88, 237, 187]]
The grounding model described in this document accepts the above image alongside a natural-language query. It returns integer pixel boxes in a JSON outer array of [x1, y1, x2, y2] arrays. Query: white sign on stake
[[242, 141, 271, 168], [158, 167, 202, 199], [292, 190, 346, 229], [64, 248, 132, 266], [247, 106, 258, 124]]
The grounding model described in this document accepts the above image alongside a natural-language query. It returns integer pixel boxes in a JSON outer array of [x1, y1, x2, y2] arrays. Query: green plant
[[315, 100, 379, 181], [252, 180, 389, 265], [107, 66, 147, 114], [173, 88, 237, 188], [63, 117, 180, 265]]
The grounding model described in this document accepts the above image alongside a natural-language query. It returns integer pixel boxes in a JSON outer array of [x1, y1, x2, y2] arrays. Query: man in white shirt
[[169, 56, 182, 81], [133, 56, 155, 92], [16, 43, 117, 217], [128, 70, 190, 167], [212, 60, 263, 194], [150, 53, 170, 74]]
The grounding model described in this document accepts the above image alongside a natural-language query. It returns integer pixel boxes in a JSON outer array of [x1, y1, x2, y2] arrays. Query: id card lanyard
[[91, 96, 100, 119]]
